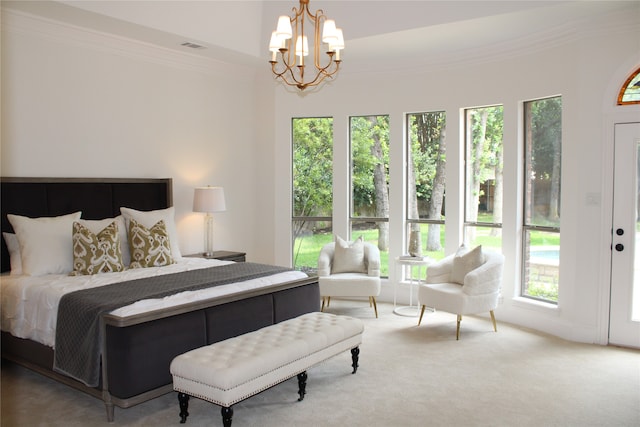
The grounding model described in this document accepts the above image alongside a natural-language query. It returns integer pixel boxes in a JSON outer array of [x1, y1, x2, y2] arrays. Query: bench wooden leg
[[104, 402, 114, 423], [297, 371, 307, 401], [221, 406, 233, 427], [351, 347, 360, 374], [177, 392, 190, 423]]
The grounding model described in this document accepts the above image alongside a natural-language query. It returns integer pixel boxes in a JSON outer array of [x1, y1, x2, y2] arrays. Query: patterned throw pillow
[[120, 207, 182, 260], [128, 219, 175, 269], [71, 221, 125, 275]]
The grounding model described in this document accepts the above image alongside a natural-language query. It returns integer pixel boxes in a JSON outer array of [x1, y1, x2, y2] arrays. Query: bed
[[0, 177, 320, 421]]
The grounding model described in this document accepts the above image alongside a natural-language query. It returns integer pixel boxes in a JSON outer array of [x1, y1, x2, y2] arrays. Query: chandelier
[[268, 0, 344, 91]]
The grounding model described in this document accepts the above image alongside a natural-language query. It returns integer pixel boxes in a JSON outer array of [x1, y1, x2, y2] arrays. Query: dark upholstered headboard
[[1, 177, 173, 273]]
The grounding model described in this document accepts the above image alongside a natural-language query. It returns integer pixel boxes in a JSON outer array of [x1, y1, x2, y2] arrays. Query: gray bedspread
[[53, 262, 291, 387]]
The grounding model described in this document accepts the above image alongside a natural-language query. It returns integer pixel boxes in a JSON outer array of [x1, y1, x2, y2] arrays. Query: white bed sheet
[[0, 258, 307, 348]]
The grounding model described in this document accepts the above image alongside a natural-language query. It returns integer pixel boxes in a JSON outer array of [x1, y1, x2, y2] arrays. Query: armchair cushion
[[332, 235, 367, 274], [451, 245, 484, 285], [319, 273, 381, 297]]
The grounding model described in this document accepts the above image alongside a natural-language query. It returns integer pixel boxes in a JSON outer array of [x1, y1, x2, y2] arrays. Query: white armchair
[[317, 237, 381, 318], [417, 246, 504, 339]]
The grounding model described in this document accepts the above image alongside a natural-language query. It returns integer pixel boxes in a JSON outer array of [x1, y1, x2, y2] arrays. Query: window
[[617, 67, 640, 105], [406, 111, 447, 262], [292, 117, 333, 272], [523, 96, 562, 303], [464, 105, 504, 252], [350, 115, 390, 276]]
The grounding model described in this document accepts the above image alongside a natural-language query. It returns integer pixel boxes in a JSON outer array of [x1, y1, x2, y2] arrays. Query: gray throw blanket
[[53, 262, 291, 387]]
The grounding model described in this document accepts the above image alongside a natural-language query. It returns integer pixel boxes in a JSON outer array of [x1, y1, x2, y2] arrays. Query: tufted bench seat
[[170, 312, 364, 426]]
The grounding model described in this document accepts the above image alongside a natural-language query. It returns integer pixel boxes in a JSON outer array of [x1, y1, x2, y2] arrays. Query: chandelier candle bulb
[[295, 35, 309, 64], [332, 29, 344, 60], [269, 31, 281, 61]]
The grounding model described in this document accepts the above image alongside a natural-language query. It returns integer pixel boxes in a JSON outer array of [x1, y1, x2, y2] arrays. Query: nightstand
[[185, 251, 246, 262]]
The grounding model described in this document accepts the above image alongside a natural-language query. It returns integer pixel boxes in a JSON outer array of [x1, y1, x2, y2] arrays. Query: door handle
[[615, 243, 624, 252]]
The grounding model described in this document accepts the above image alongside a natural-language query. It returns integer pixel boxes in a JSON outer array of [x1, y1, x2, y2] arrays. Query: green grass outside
[[293, 223, 559, 271], [293, 219, 560, 302]]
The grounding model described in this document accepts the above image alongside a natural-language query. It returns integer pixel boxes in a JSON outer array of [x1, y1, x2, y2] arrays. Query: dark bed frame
[[0, 177, 320, 421]]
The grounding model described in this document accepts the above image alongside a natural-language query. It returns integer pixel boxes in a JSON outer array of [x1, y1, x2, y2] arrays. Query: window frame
[[521, 95, 562, 304], [348, 114, 390, 276], [405, 110, 447, 261], [462, 105, 504, 249], [617, 67, 640, 105], [291, 116, 334, 272]]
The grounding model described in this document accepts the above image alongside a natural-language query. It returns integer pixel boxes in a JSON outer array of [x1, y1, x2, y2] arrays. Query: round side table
[[394, 256, 433, 317]]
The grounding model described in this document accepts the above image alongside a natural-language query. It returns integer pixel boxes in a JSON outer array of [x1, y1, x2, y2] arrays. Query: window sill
[[511, 296, 560, 315]]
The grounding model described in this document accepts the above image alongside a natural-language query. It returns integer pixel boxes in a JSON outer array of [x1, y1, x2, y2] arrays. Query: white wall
[[1, 10, 267, 261], [2, 5, 640, 344], [270, 7, 640, 343]]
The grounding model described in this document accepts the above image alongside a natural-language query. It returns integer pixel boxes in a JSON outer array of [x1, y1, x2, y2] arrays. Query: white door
[[609, 122, 640, 348]]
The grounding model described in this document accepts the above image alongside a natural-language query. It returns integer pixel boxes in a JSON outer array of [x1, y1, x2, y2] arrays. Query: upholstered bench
[[169, 312, 364, 426]]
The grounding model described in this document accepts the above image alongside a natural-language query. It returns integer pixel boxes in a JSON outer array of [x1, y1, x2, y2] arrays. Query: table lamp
[[193, 186, 226, 256]]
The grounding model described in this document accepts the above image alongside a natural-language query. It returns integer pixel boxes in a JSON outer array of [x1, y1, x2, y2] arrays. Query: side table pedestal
[[394, 257, 434, 317]]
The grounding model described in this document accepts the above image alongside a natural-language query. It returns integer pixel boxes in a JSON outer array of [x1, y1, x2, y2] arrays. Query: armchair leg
[[418, 305, 426, 326], [456, 315, 462, 340], [326, 296, 331, 307], [490, 310, 497, 332], [370, 297, 378, 318], [321, 297, 326, 312]]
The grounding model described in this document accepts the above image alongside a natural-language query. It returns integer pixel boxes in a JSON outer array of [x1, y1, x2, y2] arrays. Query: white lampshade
[[295, 35, 309, 57], [193, 187, 226, 213], [331, 29, 344, 60], [276, 15, 292, 39], [332, 29, 345, 51], [269, 31, 282, 52], [322, 19, 338, 44]]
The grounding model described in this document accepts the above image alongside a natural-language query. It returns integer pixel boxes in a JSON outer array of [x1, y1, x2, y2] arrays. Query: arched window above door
[[617, 67, 640, 105]]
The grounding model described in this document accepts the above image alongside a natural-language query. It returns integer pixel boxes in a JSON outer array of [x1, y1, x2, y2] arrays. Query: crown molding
[[2, 8, 256, 78], [341, 3, 639, 76]]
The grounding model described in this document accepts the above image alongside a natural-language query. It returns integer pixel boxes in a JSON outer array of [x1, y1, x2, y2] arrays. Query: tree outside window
[[292, 117, 333, 272], [523, 96, 562, 303], [350, 115, 390, 275], [464, 105, 504, 252], [406, 111, 447, 263]]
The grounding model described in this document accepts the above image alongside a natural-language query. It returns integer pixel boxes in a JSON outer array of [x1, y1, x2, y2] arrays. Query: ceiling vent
[[181, 42, 206, 49]]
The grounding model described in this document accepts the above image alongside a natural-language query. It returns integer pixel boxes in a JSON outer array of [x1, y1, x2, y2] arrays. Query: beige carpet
[[1, 301, 639, 427]]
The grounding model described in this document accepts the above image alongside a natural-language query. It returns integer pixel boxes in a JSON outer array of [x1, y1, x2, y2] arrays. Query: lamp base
[[203, 214, 215, 257]]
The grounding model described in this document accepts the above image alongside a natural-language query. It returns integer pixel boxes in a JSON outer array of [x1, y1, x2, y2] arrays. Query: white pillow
[[331, 235, 366, 274], [7, 211, 82, 276], [77, 216, 130, 266], [451, 244, 485, 285], [120, 206, 182, 260], [3, 232, 22, 275]]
